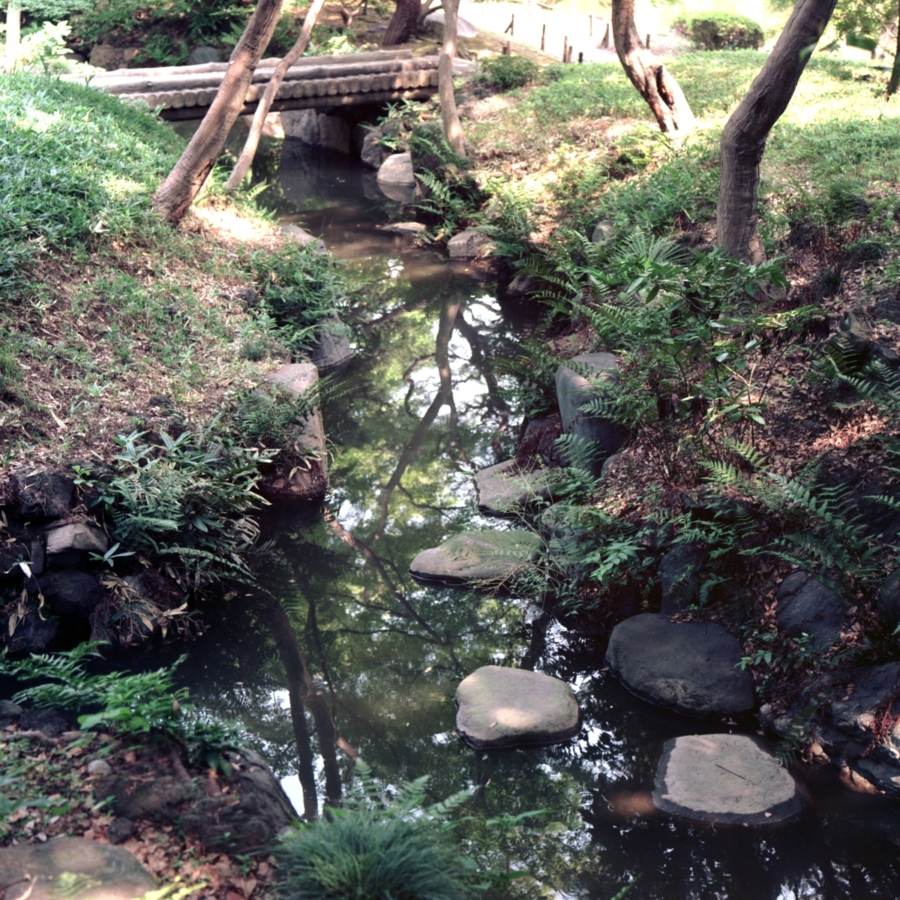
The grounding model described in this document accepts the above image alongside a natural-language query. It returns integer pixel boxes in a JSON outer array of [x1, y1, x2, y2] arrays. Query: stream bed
[[169, 138, 900, 899]]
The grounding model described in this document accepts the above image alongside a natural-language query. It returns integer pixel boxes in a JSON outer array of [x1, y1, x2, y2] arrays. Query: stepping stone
[[605, 614, 755, 717], [653, 734, 804, 825], [455, 665, 580, 750], [0, 837, 156, 900], [556, 353, 629, 474], [475, 460, 554, 516], [409, 531, 541, 588]]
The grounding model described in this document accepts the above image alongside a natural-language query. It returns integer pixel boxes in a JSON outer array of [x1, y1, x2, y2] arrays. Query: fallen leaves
[[0, 728, 277, 899]]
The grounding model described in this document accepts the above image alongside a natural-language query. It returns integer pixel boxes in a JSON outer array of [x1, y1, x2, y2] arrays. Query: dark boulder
[[605, 614, 754, 717]]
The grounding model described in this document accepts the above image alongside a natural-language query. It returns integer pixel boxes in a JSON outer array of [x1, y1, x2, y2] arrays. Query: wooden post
[[578, 51, 583, 63], [503, 40, 511, 54], [541, 23, 546, 51], [563, 36, 568, 60], [646, 33, 651, 49], [601, 22, 610, 49], [568, 45, 574, 62], [589, 14, 593, 36]]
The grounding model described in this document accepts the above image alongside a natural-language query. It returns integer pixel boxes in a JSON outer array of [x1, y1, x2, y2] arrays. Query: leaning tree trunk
[[225, 0, 326, 190], [438, 0, 466, 156], [716, 0, 838, 263], [383, 0, 421, 46], [887, 2, 900, 97], [612, 0, 694, 135], [152, 0, 285, 225]]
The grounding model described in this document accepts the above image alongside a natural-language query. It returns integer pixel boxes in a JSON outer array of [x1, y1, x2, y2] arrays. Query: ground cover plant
[[0, 74, 342, 473], [453, 45, 900, 727]]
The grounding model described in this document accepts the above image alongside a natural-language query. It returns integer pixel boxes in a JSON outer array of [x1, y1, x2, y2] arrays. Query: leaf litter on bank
[[1, 725, 278, 899]]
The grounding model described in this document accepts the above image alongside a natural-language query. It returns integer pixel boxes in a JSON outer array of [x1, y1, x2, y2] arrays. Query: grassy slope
[[464, 52, 900, 240], [0, 75, 323, 473]]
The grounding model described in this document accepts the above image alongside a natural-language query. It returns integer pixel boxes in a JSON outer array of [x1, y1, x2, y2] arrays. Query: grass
[[0, 74, 343, 473], [464, 50, 900, 242]]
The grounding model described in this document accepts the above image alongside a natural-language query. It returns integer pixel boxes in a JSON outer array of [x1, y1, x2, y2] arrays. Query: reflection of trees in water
[[176, 265, 900, 895]]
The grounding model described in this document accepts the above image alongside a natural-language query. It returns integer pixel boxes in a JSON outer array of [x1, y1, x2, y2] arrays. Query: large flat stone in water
[[0, 837, 156, 899], [409, 531, 541, 588], [653, 734, 804, 825], [456, 665, 580, 750], [475, 460, 554, 516], [605, 614, 755, 717]]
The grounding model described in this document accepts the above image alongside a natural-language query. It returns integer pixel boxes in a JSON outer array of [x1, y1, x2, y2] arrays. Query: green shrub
[[0, 643, 244, 771], [274, 762, 472, 900], [87, 426, 275, 592], [684, 13, 764, 51], [252, 242, 345, 355], [480, 55, 538, 91]]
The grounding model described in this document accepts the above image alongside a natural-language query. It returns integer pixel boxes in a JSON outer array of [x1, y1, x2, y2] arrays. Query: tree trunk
[[152, 0, 285, 225], [4, 4, 21, 73], [611, 0, 694, 135], [383, 0, 421, 46], [438, 0, 466, 156], [887, 1, 900, 97], [716, 0, 838, 263], [225, 0, 327, 190]]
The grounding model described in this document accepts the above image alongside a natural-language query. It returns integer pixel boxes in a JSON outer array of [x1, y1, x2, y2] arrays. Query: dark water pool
[[169, 138, 900, 899]]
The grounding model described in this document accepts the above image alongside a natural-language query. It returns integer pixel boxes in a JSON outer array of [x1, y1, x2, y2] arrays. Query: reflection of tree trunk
[[454, 312, 510, 427], [373, 295, 462, 539], [258, 594, 343, 816], [325, 512, 451, 652]]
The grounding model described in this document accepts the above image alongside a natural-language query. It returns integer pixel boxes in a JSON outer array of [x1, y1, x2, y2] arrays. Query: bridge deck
[[62, 50, 440, 120]]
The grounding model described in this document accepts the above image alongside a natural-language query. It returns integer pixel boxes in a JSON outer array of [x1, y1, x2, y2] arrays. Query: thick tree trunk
[[383, 0, 421, 46], [888, 1, 900, 97], [716, 0, 838, 263], [152, 0, 285, 225], [225, 0, 326, 190], [438, 0, 466, 156], [611, 0, 694, 135]]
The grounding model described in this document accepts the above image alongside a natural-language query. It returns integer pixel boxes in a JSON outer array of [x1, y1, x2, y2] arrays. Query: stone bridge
[[62, 50, 439, 121]]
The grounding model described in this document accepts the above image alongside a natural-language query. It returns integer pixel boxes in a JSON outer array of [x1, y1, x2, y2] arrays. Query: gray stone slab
[[45, 522, 108, 567], [605, 614, 755, 717], [447, 229, 491, 259], [455, 665, 580, 750], [0, 837, 156, 900], [555, 353, 628, 473], [475, 460, 554, 516], [409, 531, 542, 588], [653, 734, 804, 825], [377, 152, 415, 186]]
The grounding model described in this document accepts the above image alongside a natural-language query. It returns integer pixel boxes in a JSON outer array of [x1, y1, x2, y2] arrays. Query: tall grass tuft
[[274, 809, 470, 900]]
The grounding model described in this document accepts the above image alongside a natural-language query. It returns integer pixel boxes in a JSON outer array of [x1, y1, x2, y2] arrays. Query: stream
[[165, 136, 900, 899]]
